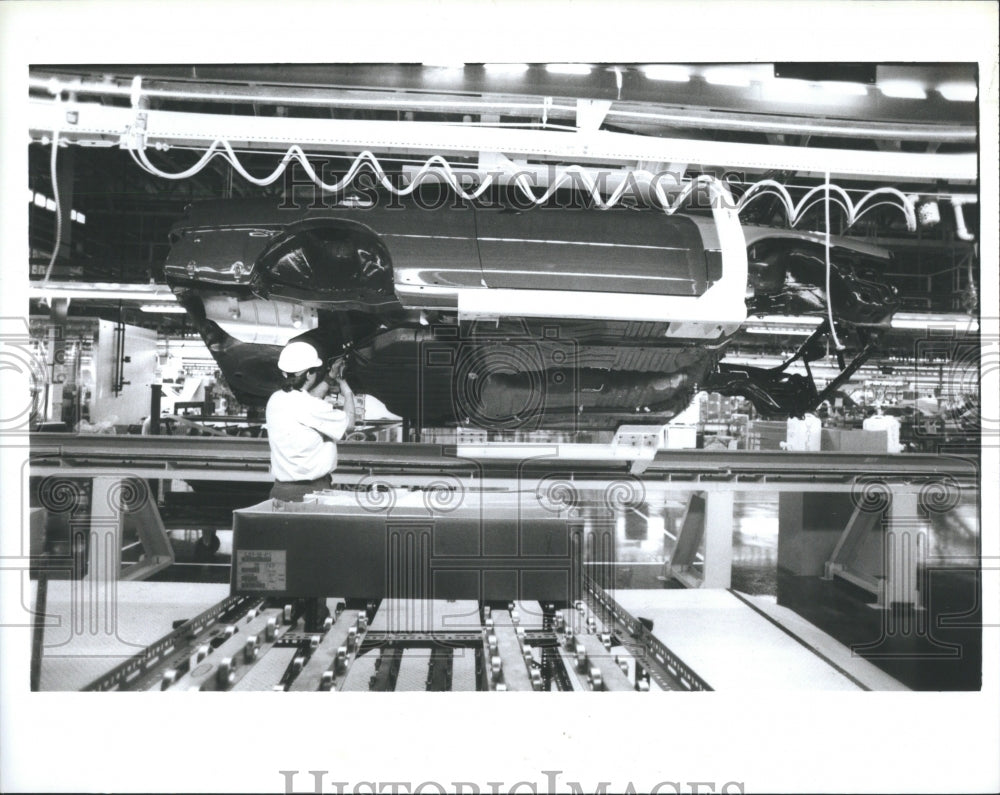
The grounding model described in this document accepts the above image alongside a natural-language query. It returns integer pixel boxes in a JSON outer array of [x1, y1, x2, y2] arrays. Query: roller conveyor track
[[340, 650, 380, 692], [394, 649, 433, 691], [583, 576, 708, 691], [81, 595, 258, 692], [450, 647, 478, 691], [370, 649, 402, 691], [230, 648, 298, 691], [287, 608, 361, 692], [487, 610, 535, 691], [575, 634, 633, 692], [77, 586, 896, 691], [85, 595, 670, 691]]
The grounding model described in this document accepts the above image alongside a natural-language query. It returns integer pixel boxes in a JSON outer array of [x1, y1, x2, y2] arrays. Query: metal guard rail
[[27, 432, 979, 484]]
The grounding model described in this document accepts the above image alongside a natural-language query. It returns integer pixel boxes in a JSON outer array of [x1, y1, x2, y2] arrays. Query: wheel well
[[256, 220, 394, 294]]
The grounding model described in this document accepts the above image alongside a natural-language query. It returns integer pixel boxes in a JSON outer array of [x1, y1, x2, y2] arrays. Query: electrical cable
[[40, 125, 63, 288], [121, 108, 924, 232], [127, 130, 739, 215], [824, 173, 845, 351], [736, 179, 917, 231], [726, 177, 966, 200]]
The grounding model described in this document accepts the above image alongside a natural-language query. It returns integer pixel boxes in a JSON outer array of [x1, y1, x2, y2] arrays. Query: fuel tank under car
[[163, 198, 898, 429]]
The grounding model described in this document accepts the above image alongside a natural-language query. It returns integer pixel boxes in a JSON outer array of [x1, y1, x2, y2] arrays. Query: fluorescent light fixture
[[140, 304, 187, 314], [938, 82, 977, 102], [762, 78, 865, 103], [545, 63, 592, 76], [30, 282, 178, 302], [642, 64, 691, 82], [746, 326, 817, 337], [748, 315, 823, 327], [890, 313, 979, 332], [745, 312, 978, 334], [879, 80, 927, 99], [823, 81, 869, 97], [32, 193, 86, 222], [762, 78, 823, 103], [484, 63, 529, 74], [703, 67, 752, 87], [744, 315, 823, 337]]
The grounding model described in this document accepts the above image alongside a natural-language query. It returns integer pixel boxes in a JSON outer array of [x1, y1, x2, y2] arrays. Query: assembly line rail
[[27, 433, 979, 486]]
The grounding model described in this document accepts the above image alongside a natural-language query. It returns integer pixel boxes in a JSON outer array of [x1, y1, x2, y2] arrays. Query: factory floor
[[776, 568, 982, 691], [29, 579, 229, 691], [612, 589, 907, 690]]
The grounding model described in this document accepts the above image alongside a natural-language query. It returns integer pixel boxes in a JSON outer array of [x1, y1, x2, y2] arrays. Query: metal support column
[[74, 476, 121, 643], [883, 490, 923, 608], [89, 475, 174, 584], [703, 492, 734, 589], [666, 492, 733, 588], [823, 488, 925, 609], [149, 384, 161, 435], [667, 494, 705, 588]]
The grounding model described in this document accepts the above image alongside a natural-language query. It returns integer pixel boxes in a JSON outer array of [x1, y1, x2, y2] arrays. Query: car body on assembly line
[[164, 197, 899, 430]]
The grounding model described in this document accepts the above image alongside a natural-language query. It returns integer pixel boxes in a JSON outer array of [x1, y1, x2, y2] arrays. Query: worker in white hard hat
[[265, 339, 356, 501]]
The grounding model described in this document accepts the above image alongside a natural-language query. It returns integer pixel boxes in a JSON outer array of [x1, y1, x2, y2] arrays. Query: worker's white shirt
[[265, 389, 349, 482]]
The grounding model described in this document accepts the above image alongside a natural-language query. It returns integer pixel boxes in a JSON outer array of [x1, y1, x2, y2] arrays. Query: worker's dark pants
[[269, 476, 331, 502], [268, 475, 334, 631]]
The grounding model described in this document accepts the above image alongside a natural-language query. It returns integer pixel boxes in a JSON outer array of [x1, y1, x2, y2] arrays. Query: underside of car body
[[164, 198, 900, 429]]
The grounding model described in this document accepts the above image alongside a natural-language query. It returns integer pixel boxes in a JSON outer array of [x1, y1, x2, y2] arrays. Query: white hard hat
[[277, 341, 323, 374]]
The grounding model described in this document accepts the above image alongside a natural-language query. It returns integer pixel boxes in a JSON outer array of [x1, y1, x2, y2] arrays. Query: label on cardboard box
[[236, 549, 287, 591]]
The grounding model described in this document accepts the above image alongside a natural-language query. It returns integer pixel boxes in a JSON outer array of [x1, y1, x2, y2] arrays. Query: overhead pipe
[[27, 97, 978, 181], [29, 73, 978, 144], [950, 196, 977, 241]]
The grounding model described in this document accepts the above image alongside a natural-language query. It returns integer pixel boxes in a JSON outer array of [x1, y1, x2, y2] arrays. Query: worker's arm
[[299, 358, 355, 438], [336, 377, 357, 434], [320, 357, 356, 435], [300, 394, 350, 440]]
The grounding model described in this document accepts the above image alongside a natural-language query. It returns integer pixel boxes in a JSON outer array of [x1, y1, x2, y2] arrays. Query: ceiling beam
[[33, 64, 977, 125], [29, 98, 977, 182], [30, 72, 977, 143]]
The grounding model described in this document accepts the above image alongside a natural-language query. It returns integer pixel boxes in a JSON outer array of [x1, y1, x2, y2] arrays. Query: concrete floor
[[31, 579, 229, 691], [611, 588, 908, 690]]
